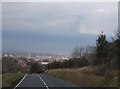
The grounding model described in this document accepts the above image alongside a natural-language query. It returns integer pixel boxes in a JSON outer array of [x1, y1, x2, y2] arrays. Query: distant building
[[41, 62, 49, 65]]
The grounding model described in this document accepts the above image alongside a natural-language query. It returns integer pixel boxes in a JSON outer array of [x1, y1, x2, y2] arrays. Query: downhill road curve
[[14, 74, 79, 89]]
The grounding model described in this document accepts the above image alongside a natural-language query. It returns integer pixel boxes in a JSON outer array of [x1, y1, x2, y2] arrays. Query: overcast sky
[[2, 2, 118, 55]]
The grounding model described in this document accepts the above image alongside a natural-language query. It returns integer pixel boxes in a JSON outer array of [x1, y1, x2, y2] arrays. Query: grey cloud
[[3, 2, 117, 36]]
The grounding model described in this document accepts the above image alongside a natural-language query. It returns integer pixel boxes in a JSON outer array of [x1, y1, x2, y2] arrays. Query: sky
[[2, 2, 118, 55]]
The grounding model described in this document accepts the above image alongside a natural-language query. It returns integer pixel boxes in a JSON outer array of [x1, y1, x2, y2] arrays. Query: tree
[[84, 46, 96, 66], [115, 29, 120, 69], [107, 29, 120, 69], [47, 61, 61, 69], [95, 31, 108, 65], [29, 63, 43, 73], [116, 29, 120, 56], [71, 46, 84, 59]]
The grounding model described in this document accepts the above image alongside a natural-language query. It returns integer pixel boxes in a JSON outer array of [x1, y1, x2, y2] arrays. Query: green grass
[[0, 74, 2, 88], [47, 67, 118, 87], [2, 72, 25, 88]]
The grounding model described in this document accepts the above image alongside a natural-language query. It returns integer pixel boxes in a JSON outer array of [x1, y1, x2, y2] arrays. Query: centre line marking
[[36, 74, 49, 89]]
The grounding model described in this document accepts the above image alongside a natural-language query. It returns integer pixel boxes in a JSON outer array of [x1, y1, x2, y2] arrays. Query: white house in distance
[[41, 62, 49, 65]]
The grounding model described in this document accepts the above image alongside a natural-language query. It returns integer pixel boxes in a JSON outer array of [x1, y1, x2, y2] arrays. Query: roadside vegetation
[[47, 30, 119, 87], [47, 67, 118, 87], [2, 56, 28, 88], [2, 72, 24, 88], [0, 74, 2, 88], [2, 57, 30, 73]]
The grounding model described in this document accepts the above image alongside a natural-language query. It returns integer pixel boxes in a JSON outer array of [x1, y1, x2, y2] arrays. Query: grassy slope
[[0, 74, 2, 88], [2, 72, 25, 87], [47, 67, 118, 87]]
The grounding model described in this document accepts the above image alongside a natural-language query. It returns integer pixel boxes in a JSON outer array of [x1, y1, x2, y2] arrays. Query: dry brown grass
[[47, 67, 118, 87]]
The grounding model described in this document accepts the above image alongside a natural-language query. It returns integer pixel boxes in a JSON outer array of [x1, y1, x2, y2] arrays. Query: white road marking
[[14, 74, 27, 89], [36, 74, 49, 89]]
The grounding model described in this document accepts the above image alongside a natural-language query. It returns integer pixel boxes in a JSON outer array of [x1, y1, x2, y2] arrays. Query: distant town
[[2, 52, 69, 74], [2, 52, 69, 64]]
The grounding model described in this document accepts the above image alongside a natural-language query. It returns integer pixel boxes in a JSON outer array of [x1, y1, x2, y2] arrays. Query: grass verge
[[47, 67, 118, 87], [0, 74, 2, 88], [2, 72, 25, 88]]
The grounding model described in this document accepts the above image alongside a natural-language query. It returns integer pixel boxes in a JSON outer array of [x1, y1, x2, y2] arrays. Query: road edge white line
[[14, 74, 27, 89], [36, 74, 49, 89]]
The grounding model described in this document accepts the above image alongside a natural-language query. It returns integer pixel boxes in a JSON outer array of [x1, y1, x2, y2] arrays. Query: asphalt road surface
[[14, 73, 79, 89]]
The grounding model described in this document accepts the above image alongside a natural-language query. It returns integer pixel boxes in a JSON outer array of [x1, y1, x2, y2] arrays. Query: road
[[14, 73, 79, 89]]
